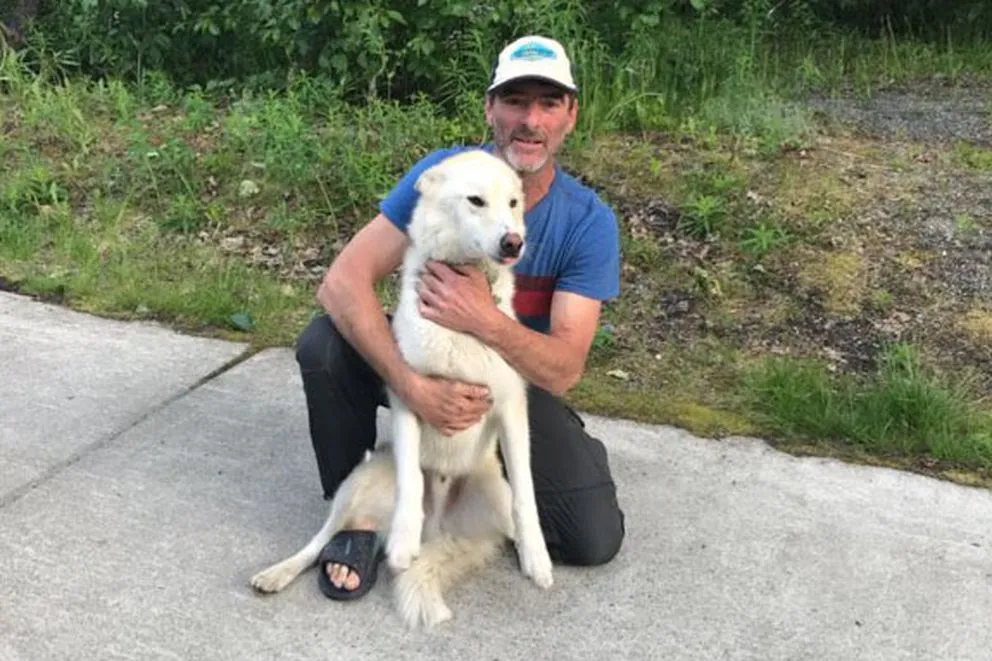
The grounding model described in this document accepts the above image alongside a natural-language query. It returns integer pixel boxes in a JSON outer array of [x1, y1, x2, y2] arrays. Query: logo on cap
[[510, 41, 557, 62]]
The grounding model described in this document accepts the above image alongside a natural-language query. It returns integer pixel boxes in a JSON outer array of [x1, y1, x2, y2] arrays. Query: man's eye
[[468, 196, 485, 207]]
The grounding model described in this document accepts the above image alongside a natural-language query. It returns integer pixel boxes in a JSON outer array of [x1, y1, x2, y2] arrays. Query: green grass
[[952, 142, 992, 171], [0, 47, 486, 343], [0, 200, 317, 343], [743, 343, 992, 469]]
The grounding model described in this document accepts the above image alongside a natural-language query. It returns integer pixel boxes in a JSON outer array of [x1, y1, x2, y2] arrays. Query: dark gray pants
[[294, 313, 625, 566]]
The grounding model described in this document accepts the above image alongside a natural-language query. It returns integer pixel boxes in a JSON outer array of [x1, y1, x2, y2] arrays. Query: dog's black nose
[[499, 232, 523, 259]]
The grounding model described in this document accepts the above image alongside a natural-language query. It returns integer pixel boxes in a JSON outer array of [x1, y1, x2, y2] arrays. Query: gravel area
[[808, 81, 992, 147], [808, 82, 992, 301]]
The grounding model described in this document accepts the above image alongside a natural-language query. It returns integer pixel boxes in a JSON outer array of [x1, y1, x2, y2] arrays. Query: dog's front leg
[[387, 403, 425, 572], [497, 392, 553, 589]]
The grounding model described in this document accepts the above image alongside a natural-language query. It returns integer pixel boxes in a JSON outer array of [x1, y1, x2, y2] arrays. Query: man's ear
[[415, 163, 445, 198], [484, 93, 495, 127], [565, 95, 578, 135]]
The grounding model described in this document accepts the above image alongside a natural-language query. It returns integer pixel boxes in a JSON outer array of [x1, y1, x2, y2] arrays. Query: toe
[[344, 570, 361, 591], [329, 563, 346, 588], [317, 528, 381, 599], [328, 563, 362, 591]]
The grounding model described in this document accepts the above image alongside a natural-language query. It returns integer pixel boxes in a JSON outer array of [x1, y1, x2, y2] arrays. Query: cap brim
[[487, 74, 578, 94]]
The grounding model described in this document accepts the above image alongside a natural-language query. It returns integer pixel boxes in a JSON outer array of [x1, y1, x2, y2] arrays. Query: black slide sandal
[[317, 530, 385, 601]]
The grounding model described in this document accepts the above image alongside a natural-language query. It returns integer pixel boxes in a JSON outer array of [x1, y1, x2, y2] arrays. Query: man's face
[[485, 80, 578, 175]]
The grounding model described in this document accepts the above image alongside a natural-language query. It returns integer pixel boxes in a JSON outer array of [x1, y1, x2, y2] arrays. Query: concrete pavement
[[1, 290, 991, 660]]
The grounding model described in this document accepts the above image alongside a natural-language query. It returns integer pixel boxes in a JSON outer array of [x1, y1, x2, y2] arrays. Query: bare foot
[[326, 518, 378, 592]]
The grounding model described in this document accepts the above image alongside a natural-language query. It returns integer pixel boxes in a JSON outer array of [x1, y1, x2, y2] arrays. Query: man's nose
[[528, 107, 543, 127], [521, 101, 542, 128]]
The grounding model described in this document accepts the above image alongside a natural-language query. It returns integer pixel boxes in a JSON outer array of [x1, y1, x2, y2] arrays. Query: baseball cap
[[487, 35, 578, 94]]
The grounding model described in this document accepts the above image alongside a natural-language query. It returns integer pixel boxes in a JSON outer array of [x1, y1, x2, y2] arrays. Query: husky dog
[[251, 149, 553, 629]]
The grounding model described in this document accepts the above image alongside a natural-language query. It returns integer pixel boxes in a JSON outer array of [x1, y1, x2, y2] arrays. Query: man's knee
[[540, 484, 626, 567], [563, 497, 625, 566]]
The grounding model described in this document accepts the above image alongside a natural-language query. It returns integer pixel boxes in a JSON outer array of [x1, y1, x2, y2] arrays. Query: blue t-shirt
[[380, 145, 620, 334]]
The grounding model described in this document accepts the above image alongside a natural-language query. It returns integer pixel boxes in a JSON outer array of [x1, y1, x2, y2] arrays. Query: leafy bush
[[29, 0, 671, 97], [23, 0, 989, 99]]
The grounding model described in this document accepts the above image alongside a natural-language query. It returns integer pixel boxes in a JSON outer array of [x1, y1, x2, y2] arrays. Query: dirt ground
[[574, 80, 992, 407], [783, 82, 991, 385]]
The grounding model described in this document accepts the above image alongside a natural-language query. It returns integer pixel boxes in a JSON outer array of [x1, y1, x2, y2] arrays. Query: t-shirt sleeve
[[555, 200, 621, 301], [379, 147, 461, 233]]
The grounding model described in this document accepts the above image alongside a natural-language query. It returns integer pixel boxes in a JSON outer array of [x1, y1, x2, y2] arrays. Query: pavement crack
[[0, 346, 260, 510]]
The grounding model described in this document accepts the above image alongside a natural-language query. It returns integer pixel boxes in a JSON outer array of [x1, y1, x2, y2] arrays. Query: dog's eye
[[467, 196, 485, 207], [510, 198, 519, 208]]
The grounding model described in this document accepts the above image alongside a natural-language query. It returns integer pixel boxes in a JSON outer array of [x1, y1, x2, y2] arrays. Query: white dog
[[251, 149, 553, 629]]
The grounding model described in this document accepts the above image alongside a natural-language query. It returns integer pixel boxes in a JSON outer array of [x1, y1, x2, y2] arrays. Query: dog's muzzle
[[499, 232, 523, 260]]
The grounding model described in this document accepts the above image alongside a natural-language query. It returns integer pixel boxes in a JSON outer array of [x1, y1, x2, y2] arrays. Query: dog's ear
[[415, 163, 445, 198]]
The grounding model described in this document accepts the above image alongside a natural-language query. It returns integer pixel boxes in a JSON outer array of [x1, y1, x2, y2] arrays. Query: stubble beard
[[504, 148, 548, 174], [495, 127, 551, 175]]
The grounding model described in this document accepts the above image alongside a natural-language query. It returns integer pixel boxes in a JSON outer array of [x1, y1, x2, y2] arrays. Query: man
[[294, 35, 625, 599]]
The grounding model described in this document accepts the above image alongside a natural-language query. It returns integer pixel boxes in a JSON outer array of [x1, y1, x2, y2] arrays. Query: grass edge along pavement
[[1, 31, 992, 489]]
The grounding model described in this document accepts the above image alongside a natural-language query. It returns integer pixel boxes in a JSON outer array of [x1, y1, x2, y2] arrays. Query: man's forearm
[[319, 276, 414, 400], [477, 312, 582, 396]]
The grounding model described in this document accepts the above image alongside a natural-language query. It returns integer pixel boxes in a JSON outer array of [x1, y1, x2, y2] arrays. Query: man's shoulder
[[380, 144, 485, 232], [401, 144, 494, 184], [550, 167, 618, 232], [410, 144, 482, 171], [537, 166, 621, 302], [554, 168, 614, 212]]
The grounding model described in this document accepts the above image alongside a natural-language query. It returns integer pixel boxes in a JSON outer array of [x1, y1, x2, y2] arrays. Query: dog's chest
[[402, 321, 512, 389], [395, 269, 522, 402]]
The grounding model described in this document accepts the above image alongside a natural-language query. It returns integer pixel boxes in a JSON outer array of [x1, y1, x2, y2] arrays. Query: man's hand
[[417, 260, 500, 336], [398, 371, 493, 436]]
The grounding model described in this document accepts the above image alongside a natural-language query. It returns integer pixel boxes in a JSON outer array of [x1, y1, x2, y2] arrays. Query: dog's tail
[[393, 534, 503, 629]]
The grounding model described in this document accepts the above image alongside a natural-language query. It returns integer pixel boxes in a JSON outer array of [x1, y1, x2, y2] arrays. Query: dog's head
[[412, 150, 526, 266]]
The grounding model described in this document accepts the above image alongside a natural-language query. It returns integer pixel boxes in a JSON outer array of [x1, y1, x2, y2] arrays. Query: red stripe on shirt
[[513, 275, 556, 318]]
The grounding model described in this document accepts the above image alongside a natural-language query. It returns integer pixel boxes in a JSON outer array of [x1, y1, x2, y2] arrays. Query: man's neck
[[521, 161, 557, 212]]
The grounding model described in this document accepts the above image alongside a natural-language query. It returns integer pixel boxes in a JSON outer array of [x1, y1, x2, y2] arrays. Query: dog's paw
[[249, 561, 298, 594], [517, 540, 554, 590], [387, 536, 420, 572], [386, 519, 422, 572]]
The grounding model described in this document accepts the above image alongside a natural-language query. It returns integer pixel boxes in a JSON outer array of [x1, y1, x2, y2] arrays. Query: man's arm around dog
[[415, 260, 600, 397]]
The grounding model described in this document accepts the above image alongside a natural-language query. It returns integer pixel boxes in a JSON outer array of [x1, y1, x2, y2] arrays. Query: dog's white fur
[[250, 149, 553, 629]]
